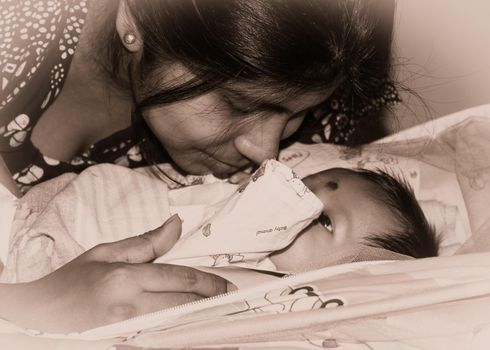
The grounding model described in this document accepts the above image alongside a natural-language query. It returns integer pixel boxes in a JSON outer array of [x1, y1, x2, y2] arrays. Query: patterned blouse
[[0, 0, 400, 193]]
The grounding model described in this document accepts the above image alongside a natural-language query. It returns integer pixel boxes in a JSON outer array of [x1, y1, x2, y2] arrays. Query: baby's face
[[269, 168, 394, 273]]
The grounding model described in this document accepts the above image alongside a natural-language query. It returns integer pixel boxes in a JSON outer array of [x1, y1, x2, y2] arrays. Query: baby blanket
[[1, 160, 323, 282]]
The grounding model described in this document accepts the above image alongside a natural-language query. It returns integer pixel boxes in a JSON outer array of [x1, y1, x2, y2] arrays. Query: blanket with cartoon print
[[1, 160, 323, 283]]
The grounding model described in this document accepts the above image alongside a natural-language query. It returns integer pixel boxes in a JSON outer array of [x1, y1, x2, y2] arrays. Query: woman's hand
[[0, 215, 227, 334], [229, 166, 254, 185]]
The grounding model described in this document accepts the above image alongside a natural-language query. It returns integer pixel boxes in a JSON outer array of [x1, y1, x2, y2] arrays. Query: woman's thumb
[[98, 214, 182, 264], [144, 213, 182, 255]]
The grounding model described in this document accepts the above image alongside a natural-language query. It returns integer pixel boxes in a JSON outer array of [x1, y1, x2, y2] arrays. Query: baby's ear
[[115, 1, 143, 52]]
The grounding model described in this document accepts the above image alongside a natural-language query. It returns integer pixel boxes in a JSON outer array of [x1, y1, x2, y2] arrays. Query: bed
[[1, 104, 490, 350]]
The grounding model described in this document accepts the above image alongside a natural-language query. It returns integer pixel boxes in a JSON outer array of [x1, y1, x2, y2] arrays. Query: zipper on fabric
[[81, 260, 389, 340]]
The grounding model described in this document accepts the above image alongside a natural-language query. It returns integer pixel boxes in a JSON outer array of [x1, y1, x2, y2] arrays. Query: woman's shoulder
[[0, 0, 89, 180], [0, 0, 88, 125]]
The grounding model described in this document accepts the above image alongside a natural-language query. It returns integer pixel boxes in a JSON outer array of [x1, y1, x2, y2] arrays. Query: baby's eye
[[318, 213, 333, 233]]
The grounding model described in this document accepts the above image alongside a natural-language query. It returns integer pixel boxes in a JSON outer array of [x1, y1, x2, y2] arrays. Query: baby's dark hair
[[354, 169, 439, 259]]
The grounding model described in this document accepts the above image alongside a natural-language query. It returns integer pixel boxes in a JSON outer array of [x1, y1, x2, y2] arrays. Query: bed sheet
[[2, 104, 490, 349], [280, 104, 490, 255]]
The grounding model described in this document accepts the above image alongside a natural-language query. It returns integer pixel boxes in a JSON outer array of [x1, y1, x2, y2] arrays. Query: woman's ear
[[116, 1, 142, 52]]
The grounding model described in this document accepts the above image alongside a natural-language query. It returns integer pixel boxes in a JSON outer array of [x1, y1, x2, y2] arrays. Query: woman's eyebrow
[[222, 88, 291, 114]]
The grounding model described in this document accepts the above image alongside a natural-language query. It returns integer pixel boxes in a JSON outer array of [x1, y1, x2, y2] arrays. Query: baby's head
[[270, 168, 439, 272]]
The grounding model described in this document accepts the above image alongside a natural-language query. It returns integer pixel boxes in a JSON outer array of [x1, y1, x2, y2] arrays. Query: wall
[[387, 0, 490, 132]]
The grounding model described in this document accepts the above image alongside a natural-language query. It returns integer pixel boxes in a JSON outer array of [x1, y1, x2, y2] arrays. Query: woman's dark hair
[[99, 0, 395, 168]]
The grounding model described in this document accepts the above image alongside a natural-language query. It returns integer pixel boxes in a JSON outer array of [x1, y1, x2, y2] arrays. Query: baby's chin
[[270, 256, 327, 274]]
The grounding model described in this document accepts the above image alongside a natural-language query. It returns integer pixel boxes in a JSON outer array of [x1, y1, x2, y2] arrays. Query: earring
[[123, 33, 136, 45]]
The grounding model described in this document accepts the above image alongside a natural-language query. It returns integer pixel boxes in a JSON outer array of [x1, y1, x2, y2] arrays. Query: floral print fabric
[[0, 0, 400, 193]]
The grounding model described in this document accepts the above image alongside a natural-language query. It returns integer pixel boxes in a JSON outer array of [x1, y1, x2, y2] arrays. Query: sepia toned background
[[388, 0, 490, 132]]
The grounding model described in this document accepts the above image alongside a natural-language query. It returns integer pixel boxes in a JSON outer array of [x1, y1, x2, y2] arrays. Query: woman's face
[[141, 65, 335, 177]]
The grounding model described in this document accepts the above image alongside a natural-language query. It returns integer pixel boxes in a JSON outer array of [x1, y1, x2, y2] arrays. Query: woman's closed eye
[[318, 213, 333, 233], [222, 94, 255, 115], [221, 92, 289, 117]]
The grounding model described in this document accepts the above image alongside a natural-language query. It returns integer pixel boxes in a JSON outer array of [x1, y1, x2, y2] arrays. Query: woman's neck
[[78, 0, 130, 91], [30, 0, 134, 161]]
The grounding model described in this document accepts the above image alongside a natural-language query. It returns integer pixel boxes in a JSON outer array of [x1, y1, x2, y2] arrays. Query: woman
[[0, 0, 396, 332]]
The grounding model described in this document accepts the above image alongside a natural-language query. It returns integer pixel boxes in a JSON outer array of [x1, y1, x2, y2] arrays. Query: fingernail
[[166, 213, 181, 224], [244, 166, 253, 174]]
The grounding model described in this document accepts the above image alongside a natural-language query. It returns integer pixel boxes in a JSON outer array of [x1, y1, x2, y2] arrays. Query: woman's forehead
[[147, 63, 337, 112]]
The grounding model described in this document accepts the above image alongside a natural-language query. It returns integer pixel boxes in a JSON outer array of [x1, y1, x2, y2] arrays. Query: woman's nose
[[233, 115, 287, 165]]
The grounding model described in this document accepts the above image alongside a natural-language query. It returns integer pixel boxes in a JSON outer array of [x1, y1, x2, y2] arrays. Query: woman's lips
[[206, 152, 250, 170], [208, 156, 252, 177]]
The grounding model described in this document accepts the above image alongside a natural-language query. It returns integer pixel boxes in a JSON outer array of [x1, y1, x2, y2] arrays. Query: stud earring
[[123, 33, 136, 45]]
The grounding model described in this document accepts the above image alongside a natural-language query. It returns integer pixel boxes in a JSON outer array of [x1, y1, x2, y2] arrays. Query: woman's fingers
[[12, 215, 231, 333], [102, 292, 202, 329], [132, 263, 228, 297], [139, 292, 203, 312], [229, 167, 254, 184], [89, 214, 182, 263]]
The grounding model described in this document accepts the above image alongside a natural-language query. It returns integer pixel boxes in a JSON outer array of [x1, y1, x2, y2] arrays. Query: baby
[[155, 161, 439, 272], [2, 160, 438, 282], [268, 167, 439, 272]]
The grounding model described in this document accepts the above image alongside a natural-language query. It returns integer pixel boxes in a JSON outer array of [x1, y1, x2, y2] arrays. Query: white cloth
[[0, 184, 17, 267], [2, 160, 323, 282], [158, 159, 324, 269]]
